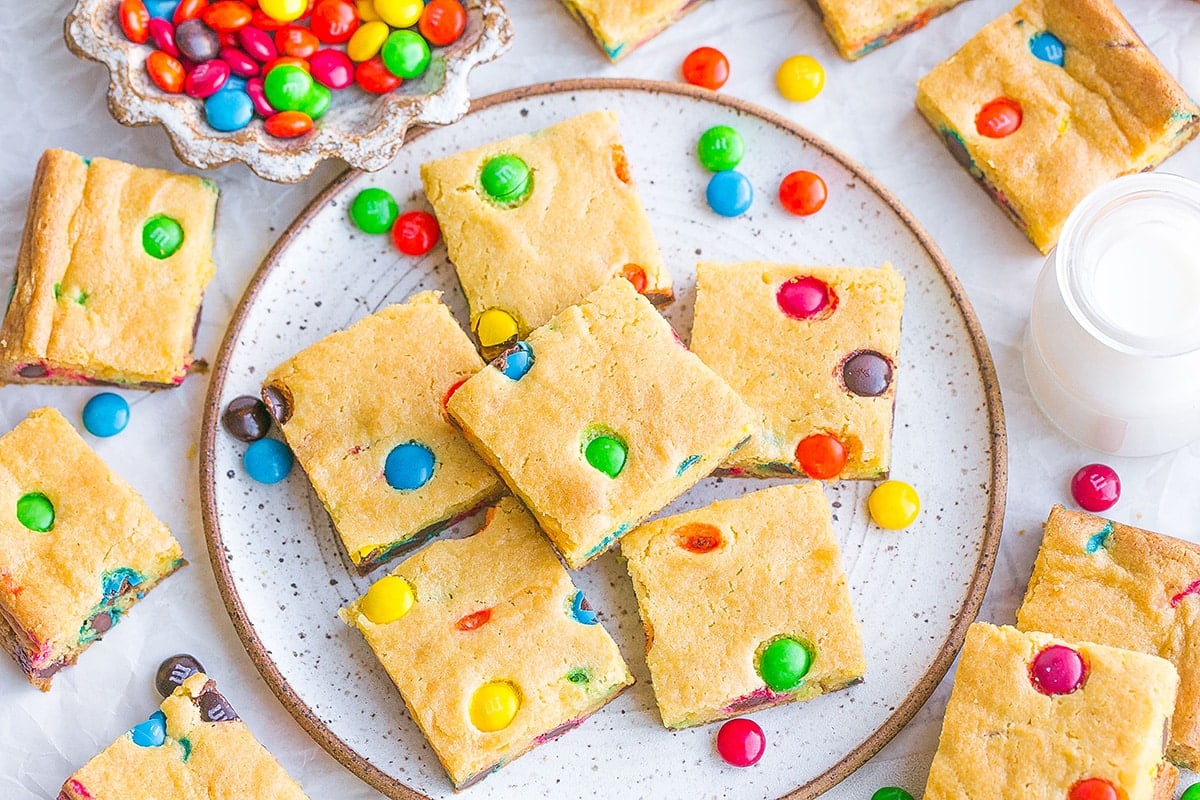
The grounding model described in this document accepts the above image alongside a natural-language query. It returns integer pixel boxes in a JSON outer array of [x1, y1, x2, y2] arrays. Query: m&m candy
[[872, 789, 915, 800], [360, 575, 415, 624], [243, 438, 294, 484], [222, 395, 272, 442], [585, 433, 627, 478], [391, 210, 440, 255], [716, 718, 766, 767], [259, 0, 307, 22], [1068, 778, 1119, 800], [795, 432, 847, 480], [16, 492, 55, 533], [778, 170, 827, 216], [380, 29, 430, 79], [681, 46, 729, 90], [475, 308, 519, 349], [1030, 644, 1086, 695], [480, 154, 532, 205], [205, 87, 255, 131], [384, 441, 436, 491], [1070, 463, 1120, 512], [1029, 31, 1065, 66], [976, 98, 1022, 138], [470, 681, 520, 732], [697, 125, 744, 172], [143, 214, 185, 259], [777, 275, 833, 320], [82, 393, 131, 437], [1180, 782, 1200, 800], [868, 480, 920, 529], [130, 711, 168, 748], [419, 0, 467, 47], [706, 170, 753, 217], [757, 636, 812, 691], [350, 187, 399, 233], [776, 55, 824, 102]]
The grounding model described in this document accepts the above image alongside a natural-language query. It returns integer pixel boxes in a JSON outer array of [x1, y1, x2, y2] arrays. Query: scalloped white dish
[[201, 80, 1006, 799], [64, 0, 513, 182]]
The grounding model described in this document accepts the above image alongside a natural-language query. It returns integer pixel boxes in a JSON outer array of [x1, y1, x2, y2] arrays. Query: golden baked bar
[[620, 483, 865, 728], [810, 0, 969, 60], [421, 111, 671, 356], [924, 623, 1178, 800], [0, 408, 183, 690], [557, 0, 712, 61], [341, 497, 633, 789], [691, 262, 904, 480], [447, 278, 754, 569], [59, 672, 309, 800], [1018, 505, 1200, 768], [262, 292, 504, 574], [916, 0, 1200, 252], [0, 149, 218, 386]]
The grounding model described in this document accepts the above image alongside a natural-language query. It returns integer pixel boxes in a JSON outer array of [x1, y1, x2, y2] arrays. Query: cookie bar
[[341, 496, 633, 789], [0, 148, 219, 386], [809, 0, 968, 60], [447, 277, 754, 569], [262, 292, 504, 574], [421, 111, 671, 356], [557, 0, 712, 61], [690, 262, 905, 480], [924, 623, 1178, 800], [620, 483, 865, 729], [59, 671, 309, 800], [1017, 506, 1200, 769], [0, 407, 183, 690], [915, 0, 1200, 253]]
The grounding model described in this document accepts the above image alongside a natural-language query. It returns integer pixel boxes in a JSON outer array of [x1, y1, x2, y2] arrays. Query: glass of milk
[[1023, 173, 1200, 456]]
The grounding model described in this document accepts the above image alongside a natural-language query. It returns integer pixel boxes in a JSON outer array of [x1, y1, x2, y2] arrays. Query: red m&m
[[1030, 644, 1086, 695], [1070, 463, 1119, 512], [779, 170, 827, 216], [976, 97, 1023, 138], [777, 275, 835, 320], [682, 46, 729, 90], [716, 718, 765, 767], [392, 210, 440, 256]]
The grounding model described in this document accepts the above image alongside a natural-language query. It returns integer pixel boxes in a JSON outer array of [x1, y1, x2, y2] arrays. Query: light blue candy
[[243, 438, 294, 484], [82, 392, 130, 437], [143, 0, 179, 20], [221, 75, 248, 94], [1029, 31, 1065, 66], [706, 170, 754, 218], [384, 441, 435, 491], [496, 342, 533, 380], [570, 591, 598, 625], [205, 90, 254, 133], [131, 711, 167, 747]]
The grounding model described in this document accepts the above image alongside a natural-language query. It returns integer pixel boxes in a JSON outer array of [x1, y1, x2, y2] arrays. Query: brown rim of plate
[[199, 77, 1008, 800]]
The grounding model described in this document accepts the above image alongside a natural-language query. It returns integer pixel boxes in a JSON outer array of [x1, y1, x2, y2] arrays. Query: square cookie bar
[[924, 623, 1178, 800], [557, 0, 712, 61], [691, 262, 905, 480], [262, 292, 504, 574], [421, 111, 671, 356], [60, 671, 309, 800], [448, 278, 754, 569], [916, 0, 1200, 253], [1017, 506, 1200, 769], [0, 148, 219, 386], [620, 482, 865, 729], [809, 0, 968, 60], [0, 407, 183, 690], [341, 496, 633, 789]]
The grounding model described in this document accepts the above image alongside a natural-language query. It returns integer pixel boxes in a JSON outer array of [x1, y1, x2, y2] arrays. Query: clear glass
[[1023, 173, 1200, 456]]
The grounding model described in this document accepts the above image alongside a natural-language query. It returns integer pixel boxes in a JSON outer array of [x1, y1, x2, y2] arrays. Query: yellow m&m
[[359, 575, 415, 624], [776, 55, 825, 102], [347, 21, 389, 62], [868, 480, 920, 530], [259, 0, 308, 23], [374, 0, 423, 28], [356, 0, 382, 21], [475, 308, 519, 349], [470, 681, 520, 731]]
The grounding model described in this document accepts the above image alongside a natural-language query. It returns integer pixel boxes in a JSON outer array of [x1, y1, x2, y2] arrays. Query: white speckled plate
[[200, 79, 1006, 800]]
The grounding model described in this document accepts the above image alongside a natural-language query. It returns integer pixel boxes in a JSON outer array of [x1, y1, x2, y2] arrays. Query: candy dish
[[200, 80, 1006, 799], [63, 0, 513, 183]]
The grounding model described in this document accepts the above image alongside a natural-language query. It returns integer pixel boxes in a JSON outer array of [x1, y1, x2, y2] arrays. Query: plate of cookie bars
[[200, 79, 1006, 800]]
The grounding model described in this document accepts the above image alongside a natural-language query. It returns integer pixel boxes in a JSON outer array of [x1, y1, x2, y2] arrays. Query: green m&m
[[584, 433, 627, 478], [350, 188, 399, 234], [17, 492, 54, 533], [298, 83, 332, 120], [381, 29, 431, 79], [263, 64, 314, 112], [142, 214, 184, 259], [757, 636, 812, 692], [697, 125, 745, 172], [480, 154, 532, 205]]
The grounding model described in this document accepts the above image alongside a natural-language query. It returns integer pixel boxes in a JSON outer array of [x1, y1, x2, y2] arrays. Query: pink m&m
[[777, 276, 836, 320], [310, 48, 355, 89], [1070, 463, 1120, 512], [716, 718, 765, 767], [1030, 644, 1086, 695], [184, 59, 231, 98]]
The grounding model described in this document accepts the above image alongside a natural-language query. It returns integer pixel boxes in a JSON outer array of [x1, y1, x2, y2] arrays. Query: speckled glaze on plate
[[63, 0, 513, 183], [200, 80, 1006, 800]]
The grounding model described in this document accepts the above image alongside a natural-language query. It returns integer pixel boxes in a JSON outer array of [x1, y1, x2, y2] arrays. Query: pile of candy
[[117, 0, 468, 137]]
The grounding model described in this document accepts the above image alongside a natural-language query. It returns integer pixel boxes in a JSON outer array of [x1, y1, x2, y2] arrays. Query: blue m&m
[[131, 711, 167, 747], [569, 590, 598, 625], [495, 342, 533, 380], [244, 438, 294, 484], [82, 392, 130, 437], [1029, 32, 1065, 67], [385, 441, 435, 490], [706, 170, 753, 217]]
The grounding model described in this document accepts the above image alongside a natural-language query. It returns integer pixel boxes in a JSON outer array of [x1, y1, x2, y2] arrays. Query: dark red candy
[[176, 17, 222, 62], [148, 17, 180, 57], [155, 653, 206, 698], [246, 77, 275, 116], [197, 686, 239, 722], [222, 395, 273, 441], [184, 59, 231, 98], [842, 350, 893, 397], [1030, 645, 1086, 695]]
